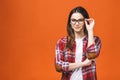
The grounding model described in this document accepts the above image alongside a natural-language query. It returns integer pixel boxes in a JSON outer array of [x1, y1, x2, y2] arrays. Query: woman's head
[[66, 6, 90, 50]]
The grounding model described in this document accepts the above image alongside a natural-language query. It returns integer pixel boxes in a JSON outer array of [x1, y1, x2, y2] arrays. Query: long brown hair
[[66, 6, 90, 50]]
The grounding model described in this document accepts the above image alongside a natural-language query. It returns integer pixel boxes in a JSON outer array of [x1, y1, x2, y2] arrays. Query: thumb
[[85, 20, 88, 27]]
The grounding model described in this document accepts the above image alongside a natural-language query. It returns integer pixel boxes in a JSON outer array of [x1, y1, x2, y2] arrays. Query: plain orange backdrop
[[0, 0, 120, 80]]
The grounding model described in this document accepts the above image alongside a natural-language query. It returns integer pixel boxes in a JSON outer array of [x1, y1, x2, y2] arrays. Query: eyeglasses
[[71, 18, 85, 24]]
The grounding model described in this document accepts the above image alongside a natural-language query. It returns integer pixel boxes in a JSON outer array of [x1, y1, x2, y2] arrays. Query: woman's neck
[[74, 31, 85, 39]]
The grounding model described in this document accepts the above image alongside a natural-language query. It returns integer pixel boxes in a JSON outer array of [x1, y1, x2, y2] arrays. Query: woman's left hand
[[85, 18, 95, 32]]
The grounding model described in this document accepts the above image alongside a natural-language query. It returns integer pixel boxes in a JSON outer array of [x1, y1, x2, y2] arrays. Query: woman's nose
[[75, 22, 79, 25]]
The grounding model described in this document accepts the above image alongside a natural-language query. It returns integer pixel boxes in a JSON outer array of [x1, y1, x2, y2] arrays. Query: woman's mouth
[[75, 26, 80, 29]]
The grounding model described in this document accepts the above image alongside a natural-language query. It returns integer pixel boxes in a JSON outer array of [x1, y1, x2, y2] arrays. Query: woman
[[55, 6, 101, 80]]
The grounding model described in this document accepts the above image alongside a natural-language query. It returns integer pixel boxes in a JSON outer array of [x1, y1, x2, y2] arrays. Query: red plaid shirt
[[55, 36, 101, 80]]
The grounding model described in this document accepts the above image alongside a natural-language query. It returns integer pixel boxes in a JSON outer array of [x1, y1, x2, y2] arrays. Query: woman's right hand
[[82, 58, 93, 66]]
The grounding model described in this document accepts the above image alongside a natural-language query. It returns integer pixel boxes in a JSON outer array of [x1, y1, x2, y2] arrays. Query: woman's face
[[70, 12, 85, 33]]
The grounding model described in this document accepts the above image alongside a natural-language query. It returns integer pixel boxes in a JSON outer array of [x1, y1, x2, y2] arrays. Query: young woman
[[55, 6, 101, 80]]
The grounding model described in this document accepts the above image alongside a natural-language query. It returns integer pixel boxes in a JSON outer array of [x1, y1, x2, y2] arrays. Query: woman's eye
[[71, 19, 76, 22], [78, 19, 84, 22]]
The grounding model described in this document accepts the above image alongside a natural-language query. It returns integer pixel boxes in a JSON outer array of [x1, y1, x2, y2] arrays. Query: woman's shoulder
[[84, 35, 101, 42], [94, 36, 101, 40], [56, 36, 67, 44], [93, 36, 101, 43]]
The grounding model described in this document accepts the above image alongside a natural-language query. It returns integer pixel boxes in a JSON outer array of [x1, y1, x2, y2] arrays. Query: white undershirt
[[70, 37, 84, 80]]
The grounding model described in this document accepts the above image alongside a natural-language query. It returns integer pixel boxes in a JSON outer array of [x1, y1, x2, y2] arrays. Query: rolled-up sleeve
[[55, 39, 69, 72], [86, 36, 101, 57]]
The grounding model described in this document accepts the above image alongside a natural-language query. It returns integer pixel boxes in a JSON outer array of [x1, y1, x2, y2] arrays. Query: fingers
[[85, 18, 94, 21], [85, 20, 88, 26], [91, 59, 96, 61], [85, 18, 94, 24], [85, 59, 92, 66], [83, 58, 96, 67]]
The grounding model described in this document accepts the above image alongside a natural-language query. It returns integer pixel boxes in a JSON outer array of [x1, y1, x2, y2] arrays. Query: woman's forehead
[[71, 12, 84, 19]]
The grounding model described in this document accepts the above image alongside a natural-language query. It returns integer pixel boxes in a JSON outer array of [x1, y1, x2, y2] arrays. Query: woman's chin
[[74, 29, 82, 33]]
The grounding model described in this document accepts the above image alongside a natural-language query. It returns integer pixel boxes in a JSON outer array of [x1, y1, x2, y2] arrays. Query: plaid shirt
[[55, 36, 101, 80]]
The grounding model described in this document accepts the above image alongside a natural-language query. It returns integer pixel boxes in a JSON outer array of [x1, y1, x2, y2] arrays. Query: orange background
[[0, 0, 120, 80]]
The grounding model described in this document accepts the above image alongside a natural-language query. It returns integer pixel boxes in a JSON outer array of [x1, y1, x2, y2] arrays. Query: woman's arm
[[68, 58, 92, 71], [55, 58, 92, 72], [87, 29, 97, 59], [85, 18, 95, 47], [85, 18, 101, 59]]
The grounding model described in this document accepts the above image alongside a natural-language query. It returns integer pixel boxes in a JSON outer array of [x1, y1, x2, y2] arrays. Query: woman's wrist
[[88, 30, 94, 35], [81, 59, 92, 67], [79, 62, 85, 67], [81, 62, 86, 67]]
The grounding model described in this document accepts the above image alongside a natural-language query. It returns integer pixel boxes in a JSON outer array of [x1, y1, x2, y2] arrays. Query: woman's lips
[[75, 27, 80, 29]]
